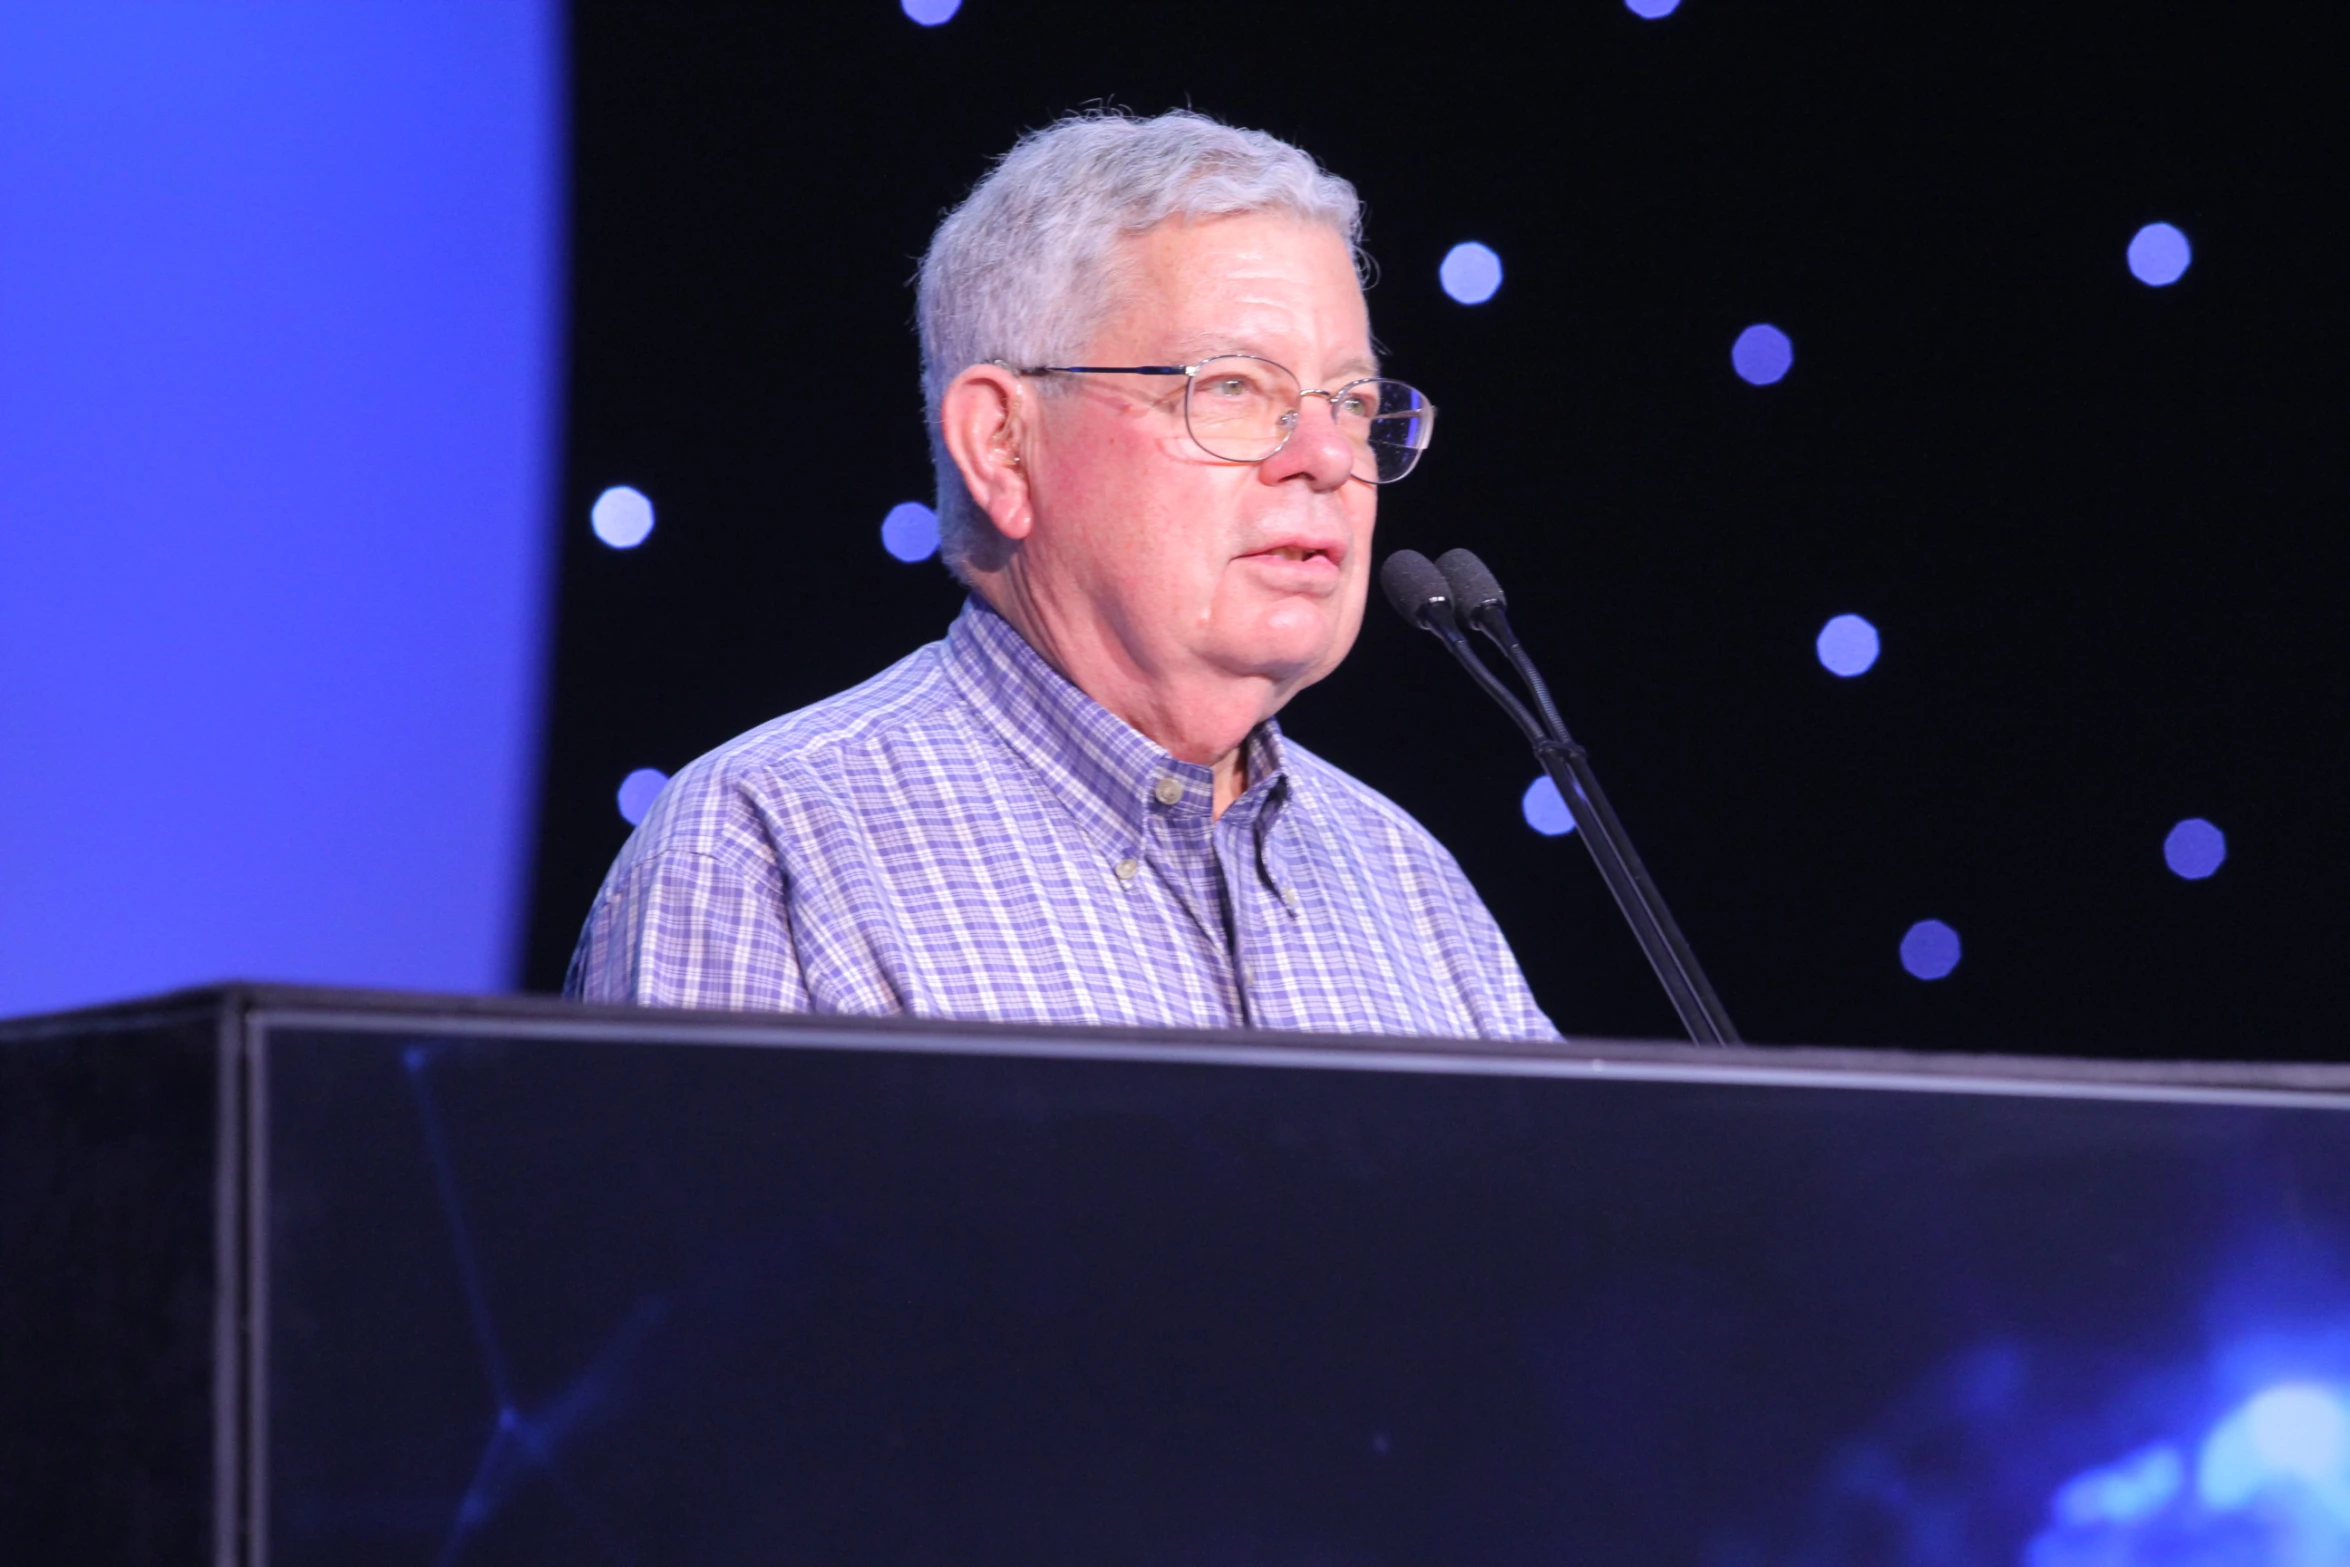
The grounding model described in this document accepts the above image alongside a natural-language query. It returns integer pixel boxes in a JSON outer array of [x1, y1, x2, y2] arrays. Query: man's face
[[1021, 210, 1379, 701]]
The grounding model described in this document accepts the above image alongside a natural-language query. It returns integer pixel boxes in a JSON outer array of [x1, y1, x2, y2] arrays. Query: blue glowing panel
[[901, 0, 962, 24], [2129, 222, 2194, 287], [2165, 817, 2227, 880], [1900, 918, 1962, 980], [1816, 612, 1881, 676], [1522, 774, 1577, 836], [1625, 0, 1681, 15], [591, 485, 656, 549], [0, 5, 561, 1015], [1732, 323, 1794, 385], [881, 500, 942, 563], [616, 769, 670, 827], [1439, 242, 1504, 305]]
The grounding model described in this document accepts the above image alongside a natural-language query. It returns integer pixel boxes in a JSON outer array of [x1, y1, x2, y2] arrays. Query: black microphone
[[1387, 548, 1740, 1046], [1378, 547, 1457, 632], [1379, 551, 1545, 743], [1435, 549, 1570, 745], [1433, 546, 1505, 620]]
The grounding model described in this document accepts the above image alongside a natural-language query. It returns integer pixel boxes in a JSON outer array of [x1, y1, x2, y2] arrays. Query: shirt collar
[[941, 596, 1291, 854]]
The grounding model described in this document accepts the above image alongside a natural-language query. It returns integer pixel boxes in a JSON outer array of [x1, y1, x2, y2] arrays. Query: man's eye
[[1209, 378, 1249, 397], [1337, 394, 1372, 417]]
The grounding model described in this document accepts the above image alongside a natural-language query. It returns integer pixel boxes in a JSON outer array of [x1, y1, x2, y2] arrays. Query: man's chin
[[1208, 631, 1351, 695]]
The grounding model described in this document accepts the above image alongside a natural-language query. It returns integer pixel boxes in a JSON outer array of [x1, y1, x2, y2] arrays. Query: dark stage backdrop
[[527, 0, 2348, 1059]]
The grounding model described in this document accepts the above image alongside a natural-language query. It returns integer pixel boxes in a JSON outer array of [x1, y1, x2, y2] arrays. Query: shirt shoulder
[[568, 639, 974, 1009], [625, 639, 967, 867], [1276, 737, 1463, 866]]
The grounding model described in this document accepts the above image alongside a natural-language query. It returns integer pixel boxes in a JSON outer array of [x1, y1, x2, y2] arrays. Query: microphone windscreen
[[1379, 550, 1454, 629], [1434, 549, 1507, 616]]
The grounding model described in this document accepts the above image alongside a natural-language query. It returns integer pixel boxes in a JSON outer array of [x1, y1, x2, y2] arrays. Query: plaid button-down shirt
[[567, 598, 1558, 1039]]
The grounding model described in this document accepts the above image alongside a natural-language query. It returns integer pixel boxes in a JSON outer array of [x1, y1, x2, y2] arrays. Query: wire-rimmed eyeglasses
[[1009, 355, 1436, 484]]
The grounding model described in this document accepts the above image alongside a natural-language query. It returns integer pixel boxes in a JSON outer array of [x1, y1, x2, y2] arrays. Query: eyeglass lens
[[1182, 356, 1434, 484]]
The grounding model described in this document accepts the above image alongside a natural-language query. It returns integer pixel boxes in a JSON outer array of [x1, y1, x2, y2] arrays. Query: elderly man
[[568, 110, 1556, 1039]]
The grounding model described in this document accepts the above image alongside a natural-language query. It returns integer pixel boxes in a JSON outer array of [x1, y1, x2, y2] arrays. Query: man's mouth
[[1239, 538, 1347, 586]]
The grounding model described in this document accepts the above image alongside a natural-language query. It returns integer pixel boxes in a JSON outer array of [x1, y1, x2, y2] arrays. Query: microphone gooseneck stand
[[1380, 549, 1741, 1046]]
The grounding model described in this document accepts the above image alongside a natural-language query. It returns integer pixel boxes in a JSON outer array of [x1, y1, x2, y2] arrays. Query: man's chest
[[786, 797, 1472, 1037]]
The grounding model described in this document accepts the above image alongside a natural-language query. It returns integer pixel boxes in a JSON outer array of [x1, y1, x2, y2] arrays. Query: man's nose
[[1257, 394, 1357, 491]]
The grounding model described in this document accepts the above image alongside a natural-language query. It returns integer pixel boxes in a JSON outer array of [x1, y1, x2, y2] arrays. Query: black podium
[[7, 986, 2350, 1566]]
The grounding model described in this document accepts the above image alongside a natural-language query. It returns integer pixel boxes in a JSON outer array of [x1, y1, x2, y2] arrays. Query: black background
[[527, 0, 2350, 1058]]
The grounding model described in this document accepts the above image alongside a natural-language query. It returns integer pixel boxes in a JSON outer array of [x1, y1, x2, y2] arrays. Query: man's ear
[[939, 363, 1036, 541]]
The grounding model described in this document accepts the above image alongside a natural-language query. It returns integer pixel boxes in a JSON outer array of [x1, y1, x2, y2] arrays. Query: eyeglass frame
[[998, 355, 1437, 484]]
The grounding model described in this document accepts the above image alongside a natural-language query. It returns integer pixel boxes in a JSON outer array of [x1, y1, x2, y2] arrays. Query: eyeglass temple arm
[[1022, 365, 1190, 376]]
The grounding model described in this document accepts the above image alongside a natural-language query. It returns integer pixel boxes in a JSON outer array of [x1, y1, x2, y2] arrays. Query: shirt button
[[1154, 776, 1185, 806], [1114, 857, 1140, 882], [1282, 886, 1300, 908]]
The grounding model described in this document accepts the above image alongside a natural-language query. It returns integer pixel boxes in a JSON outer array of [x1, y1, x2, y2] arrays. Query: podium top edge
[[4, 980, 2348, 1103]]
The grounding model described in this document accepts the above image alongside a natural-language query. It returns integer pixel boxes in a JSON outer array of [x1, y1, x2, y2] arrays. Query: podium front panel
[[234, 1006, 2350, 1567]]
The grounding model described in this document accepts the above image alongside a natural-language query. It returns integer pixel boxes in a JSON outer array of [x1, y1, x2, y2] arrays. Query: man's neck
[[973, 580, 1273, 819]]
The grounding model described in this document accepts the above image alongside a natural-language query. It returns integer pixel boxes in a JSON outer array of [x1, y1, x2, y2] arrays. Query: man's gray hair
[[916, 109, 1365, 583]]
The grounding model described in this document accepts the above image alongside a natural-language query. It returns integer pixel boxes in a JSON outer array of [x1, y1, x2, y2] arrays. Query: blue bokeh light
[[1625, 0, 1680, 14], [1900, 919, 1961, 981], [617, 767, 670, 827], [1439, 242, 1504, 306], [1816, 613, 1880, 677], [1732, 323, 1794, 385], [591, 485, 655, 549], [881, 500, 941, 563], [901, 0, 961, 25], [1522, 775, 1577, 837], [2128, 222, 2193, 287], [2164, 817, 2226, 880]]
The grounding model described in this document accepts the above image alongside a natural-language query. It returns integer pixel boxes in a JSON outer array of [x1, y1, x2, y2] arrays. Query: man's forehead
[[1116, 214, 1377, 376]]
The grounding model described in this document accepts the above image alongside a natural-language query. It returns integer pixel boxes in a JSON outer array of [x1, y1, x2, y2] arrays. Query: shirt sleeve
[[564, 845, 807, 1011]]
